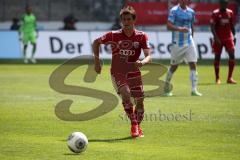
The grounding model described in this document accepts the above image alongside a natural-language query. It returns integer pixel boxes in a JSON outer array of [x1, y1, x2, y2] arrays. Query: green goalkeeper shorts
[[22, 32, 37, 45]]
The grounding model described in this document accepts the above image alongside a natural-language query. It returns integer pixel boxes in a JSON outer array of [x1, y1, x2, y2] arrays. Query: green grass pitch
[[0, 62, 240, 160]]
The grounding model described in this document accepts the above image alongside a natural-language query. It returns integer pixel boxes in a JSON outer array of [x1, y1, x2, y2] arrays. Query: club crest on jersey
[[133, 42, 140, 49]]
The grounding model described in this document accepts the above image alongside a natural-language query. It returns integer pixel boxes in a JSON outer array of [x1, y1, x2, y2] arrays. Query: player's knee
[[119, 86, 131, 102], [214, 55, 221, 61], [170, 65, 178, 73], [189, 62, 196, 70], [136, 98, 144, 110], [228, 53, 235, 60]]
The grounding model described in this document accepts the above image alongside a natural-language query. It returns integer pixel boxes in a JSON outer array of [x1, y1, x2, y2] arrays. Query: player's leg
[[212, 41, 223, 84], [214, 54, 221, 84], [23, 44, 28, 63], [225, 40, 236, 84], [188, 62, 202, 96], [134, 97, 144, 137], [22, 33, 29, 63], [165, 64, 178, 83], [186, 45, 202, 96], [119, 85, 138, 137], [30, 33, 37, 63], [227, 53, 236, 84], [164, 45, 185, 96], [163, 64, 178, 96], [30, 43, 37, 63], [127, 71, 145, 137], [111, 74, 138, 137]]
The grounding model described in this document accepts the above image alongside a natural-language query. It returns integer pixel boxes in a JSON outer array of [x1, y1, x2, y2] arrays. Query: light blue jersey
[[168, 5, 195, 47]]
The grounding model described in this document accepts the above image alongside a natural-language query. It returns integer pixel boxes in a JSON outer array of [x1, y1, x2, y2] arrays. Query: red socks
[[123, 100, 145, 125], [134, 108, 144, 125], [122, 100, 137, 125]]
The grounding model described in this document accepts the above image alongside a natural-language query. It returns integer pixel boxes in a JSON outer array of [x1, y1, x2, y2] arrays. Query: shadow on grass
[[198, 82, 230, 86], [63, 153, 82, 156], [62, 136, 133, 155], [60, 136, 133, 144], [198, 82, 216, 86], [88, 136, 133, 143]]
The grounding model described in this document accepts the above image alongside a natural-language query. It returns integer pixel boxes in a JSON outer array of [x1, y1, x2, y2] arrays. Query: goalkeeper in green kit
[[19, 5, 38, 63]]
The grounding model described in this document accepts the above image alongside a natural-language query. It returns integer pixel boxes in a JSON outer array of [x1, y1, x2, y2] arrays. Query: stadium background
[[0, 0, 239, 61], [1, 1, 240, 160]]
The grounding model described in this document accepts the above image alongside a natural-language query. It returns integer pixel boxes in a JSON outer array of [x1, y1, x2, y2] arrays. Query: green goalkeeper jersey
[[20, 13, 37, 33]]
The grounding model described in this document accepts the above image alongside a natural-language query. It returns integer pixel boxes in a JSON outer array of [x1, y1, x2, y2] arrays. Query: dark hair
[[219, 0, 228, 3], [119, 6, 136, 20]]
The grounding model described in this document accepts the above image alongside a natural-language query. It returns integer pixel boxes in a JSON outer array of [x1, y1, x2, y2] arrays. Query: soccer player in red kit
[[92, 6, 151, 138], [210, 0, 237, 84]]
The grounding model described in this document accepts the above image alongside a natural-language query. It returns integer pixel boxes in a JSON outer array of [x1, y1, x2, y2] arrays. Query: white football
[[67, 132, 88, 153]]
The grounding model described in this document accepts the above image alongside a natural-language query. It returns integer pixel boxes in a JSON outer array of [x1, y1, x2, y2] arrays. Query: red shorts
[[212, 39, 235, 55], [111, 71, 144, 98]]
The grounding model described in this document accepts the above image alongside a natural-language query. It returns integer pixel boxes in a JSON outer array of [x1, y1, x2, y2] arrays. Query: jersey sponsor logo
[[119, 49, 135, 56], [220, 19, 230, 25]]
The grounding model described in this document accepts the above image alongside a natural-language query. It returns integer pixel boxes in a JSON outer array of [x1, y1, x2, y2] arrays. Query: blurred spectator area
[[0, 0, 239, 31], [0, 0, 123, 21]]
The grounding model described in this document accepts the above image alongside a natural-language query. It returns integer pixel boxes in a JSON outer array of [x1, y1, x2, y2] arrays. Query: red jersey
[[99, 29, 150, 74], [210, 8, 234, 41]]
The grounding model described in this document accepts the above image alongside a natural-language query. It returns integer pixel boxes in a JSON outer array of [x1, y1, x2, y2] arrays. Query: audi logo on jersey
[[119, 49, 135, 56]]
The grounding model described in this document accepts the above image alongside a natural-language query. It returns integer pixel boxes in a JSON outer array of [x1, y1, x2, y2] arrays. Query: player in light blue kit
[[164, 0, 202, 96]]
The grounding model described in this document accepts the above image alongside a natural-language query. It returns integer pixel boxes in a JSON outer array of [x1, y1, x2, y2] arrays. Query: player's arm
[[191, 24, 194, 37], [230, 12, 236, 45], [231, 24, 236, 45], [210, 23, 221, 44], [35, 22, 39, 37], [92, 38, 102, 74], [167, 9, 188, 32], [34, 16, 39, 37], [135, 49, 151, 68], [135, 34, 152, 67], [142, 49, 152, 64], [210, 13, 221, 44], [92, 32, 112, 74], [18, 26, 22, 41], [18, 16, 24, 40], [167, 21, 188, 33], [191, 11, 195, 37], [231, 25, 236, 38]]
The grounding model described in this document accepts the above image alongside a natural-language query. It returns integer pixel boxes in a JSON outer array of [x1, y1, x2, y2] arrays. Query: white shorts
[[170, 43, 198, 65]]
